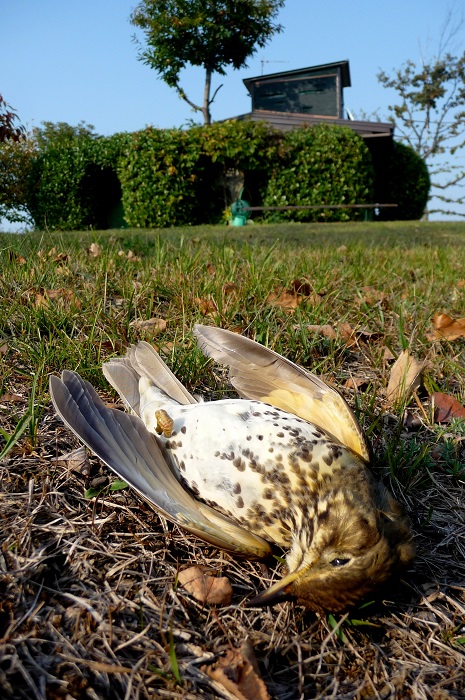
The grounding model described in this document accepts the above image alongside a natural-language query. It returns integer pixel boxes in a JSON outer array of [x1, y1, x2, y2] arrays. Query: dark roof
[[243, 60, 351, 91], [231, 111, 394, 139]]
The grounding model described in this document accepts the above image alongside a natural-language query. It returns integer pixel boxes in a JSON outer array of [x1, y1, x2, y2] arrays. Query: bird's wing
[[194, 325, 371, 463], [103, 342, 196, 412], [49, 371, 272, 558]]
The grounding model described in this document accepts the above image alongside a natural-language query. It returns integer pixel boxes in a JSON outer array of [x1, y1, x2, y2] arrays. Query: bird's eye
[[330, 558, 350, 567]]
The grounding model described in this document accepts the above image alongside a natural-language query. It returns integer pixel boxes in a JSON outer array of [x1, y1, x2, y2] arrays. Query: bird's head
[[248, 486, 414, 613]]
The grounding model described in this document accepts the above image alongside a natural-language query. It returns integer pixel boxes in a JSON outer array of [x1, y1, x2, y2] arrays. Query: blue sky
[[2, 0, 464, 220]]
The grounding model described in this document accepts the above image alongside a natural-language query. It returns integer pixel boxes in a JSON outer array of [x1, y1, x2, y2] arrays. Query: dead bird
[[49, 324, 414, 612]]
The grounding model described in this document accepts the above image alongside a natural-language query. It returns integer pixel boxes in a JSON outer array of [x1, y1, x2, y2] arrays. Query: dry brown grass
[[1, 223, 465, 698], [1, 387, 464, 699]]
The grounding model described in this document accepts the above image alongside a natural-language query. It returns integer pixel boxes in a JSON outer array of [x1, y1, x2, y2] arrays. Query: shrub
[[262, 124, 375, 222], [26, 127, 131, 231], [118, 121, 280, 228], [0, 136, 35, 224], [118, 128, 206, 228], [378, 141, 430, 220]]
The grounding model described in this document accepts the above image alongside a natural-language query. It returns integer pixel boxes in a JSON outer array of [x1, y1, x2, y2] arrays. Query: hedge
[[262, 124, 375, 222], [26, 132, 131, 230], [377, 141, 430, 220], [18, 120, 429, 230], [118, 121, 280, 228]]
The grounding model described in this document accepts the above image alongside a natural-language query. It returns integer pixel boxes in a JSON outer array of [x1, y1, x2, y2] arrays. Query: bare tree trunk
[[203, 68, 212, 125]]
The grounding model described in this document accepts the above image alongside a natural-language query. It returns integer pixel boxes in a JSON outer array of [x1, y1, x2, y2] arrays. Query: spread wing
[[194, 324, 371, 463], [49, 371, 272, 558]]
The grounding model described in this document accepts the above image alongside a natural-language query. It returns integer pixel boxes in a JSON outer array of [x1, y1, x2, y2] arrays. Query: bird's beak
[[246, 566, 308, 607]]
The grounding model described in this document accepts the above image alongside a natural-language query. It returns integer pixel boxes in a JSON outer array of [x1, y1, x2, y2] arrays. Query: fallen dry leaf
[[177, 566, 232, 606], [431, 392, 465, 423], [306, 323, 337, 339], [266, 288, 301, 310], [290, 277, 314, 297], [305, 322, 376, 348], [204, 643, 270, 700], [357, 286, 388, 307], [385, 350, 424, 405], [87, 242, 101, 257], [344, 375, 370, 391], [428, 312, 465, 341], [129, 317, 167, 335], [57, 446, 91, 476], [118, 249, 141, 262], [382, 346, 396, 361], [0, 393, 23, 404], [194, 297, 218, 315], [34, 288, 81, 309], [223, 282, 238, 296], [8, 251, 27, 265]]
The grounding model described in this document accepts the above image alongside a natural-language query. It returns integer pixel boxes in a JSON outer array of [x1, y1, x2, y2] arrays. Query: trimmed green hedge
[[21, 120, 429, 230], [26, 133, 131, 230], [262, 124, 375, 222], [118, 121, 280, 228], [378, 141, 430, 220]]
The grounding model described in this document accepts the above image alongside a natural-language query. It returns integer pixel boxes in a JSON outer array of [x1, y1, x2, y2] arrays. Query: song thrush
[[49, 325, 414, 612]]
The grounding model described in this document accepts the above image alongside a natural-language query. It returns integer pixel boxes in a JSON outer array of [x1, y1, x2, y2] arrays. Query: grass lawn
[[1, 220, 465, 699]]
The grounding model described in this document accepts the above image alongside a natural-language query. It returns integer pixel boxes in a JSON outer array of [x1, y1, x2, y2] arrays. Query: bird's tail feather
[[103, 341, 196, 414]]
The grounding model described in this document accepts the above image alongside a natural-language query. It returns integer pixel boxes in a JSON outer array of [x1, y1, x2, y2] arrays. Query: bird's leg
[[155, 409, 174, 437]]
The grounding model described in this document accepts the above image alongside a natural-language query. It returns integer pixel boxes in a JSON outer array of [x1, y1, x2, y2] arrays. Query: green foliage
[[130, 0, 284, 123], [378, 141, 430, 221], [33, 120, 98, 149], [0, 137, 35, 224], [118, 127, 206, 228], [26, 129, 131, 230], [118, 121, 280, 227], [263, 124, 375, 222]]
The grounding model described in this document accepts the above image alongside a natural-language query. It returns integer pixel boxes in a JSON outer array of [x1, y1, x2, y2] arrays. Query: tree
[[0, 95, 32, 224], [130, 0, 285, 125], [0, 94, 25, 143], [378, 18, 465, 217]]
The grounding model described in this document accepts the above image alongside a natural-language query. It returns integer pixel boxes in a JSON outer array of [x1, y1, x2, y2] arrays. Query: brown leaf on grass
[[344, 376, 370, 391], [306, 323, 337, 339], [382, 346, 396, 361], [385, 350, 424, 405], [267, 288, 301, 311], [8, 251, 27, 265], [356, 286, 388, 307], [87, 242, 101, 257], [0, 393, 23, 404], [194, 297, 218, 315], [177, 566, 232, 606], [223, 282, 238, 296], [290, 277, 313, 297], [267, 281, 322, 312], [206, 262, 216, 276], [118, 249, 141, 262], [129, 317, 167, 335], [431, 392, 465, 423], [428, 312, 465, 341], [34, 288, 82, 309], [204, 643, 270, 700], [0, 341, 8, 356], [57, 446, 91, 476], [305, 322, 378, 348]]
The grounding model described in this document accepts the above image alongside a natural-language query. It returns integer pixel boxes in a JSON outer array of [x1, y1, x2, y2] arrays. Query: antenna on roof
[[260, 59, 290, 75]]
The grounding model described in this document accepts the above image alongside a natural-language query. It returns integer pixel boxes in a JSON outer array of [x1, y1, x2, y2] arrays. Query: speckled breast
[[145, 398, 361, 547]]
